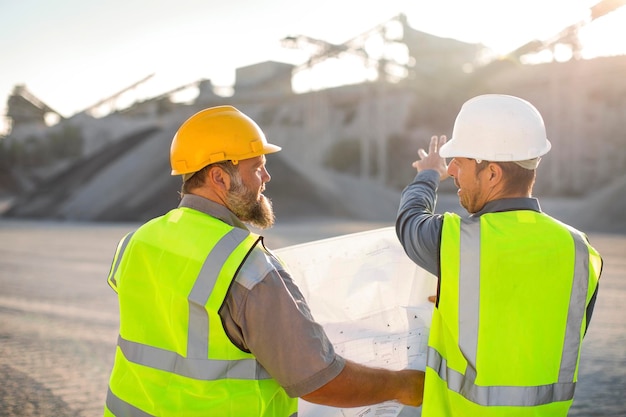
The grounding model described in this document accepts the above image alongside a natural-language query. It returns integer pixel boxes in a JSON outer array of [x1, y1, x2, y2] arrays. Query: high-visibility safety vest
[[104, 207, 298, 417], [422, 210, 602, 417]]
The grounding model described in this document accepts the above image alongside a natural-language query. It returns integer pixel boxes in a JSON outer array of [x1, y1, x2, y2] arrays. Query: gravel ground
[[0, 219, 624, 416]]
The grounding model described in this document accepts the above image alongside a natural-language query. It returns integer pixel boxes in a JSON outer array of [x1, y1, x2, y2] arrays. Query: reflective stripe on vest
[[107, 231, 134, 289], [107, 388, 298, 417], [428, 216, 590, 407], [114, 332, 271, 380], [107, 387, 153, 417]]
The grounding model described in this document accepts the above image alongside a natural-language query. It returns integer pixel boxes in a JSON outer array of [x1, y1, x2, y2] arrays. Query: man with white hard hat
[[395, 94, 603, 416]]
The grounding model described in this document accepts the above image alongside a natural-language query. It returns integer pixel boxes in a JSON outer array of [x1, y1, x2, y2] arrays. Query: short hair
[[476, 160, 536, 195], [180, 160, 239, 195]]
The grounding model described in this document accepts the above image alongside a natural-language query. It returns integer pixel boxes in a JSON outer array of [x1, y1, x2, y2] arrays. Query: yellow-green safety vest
[[422, 210, 601, 417], [104, 207, 297, 417]]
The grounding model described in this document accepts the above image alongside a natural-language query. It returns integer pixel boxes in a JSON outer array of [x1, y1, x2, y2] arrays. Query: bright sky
[[1, 0, 625, 134]]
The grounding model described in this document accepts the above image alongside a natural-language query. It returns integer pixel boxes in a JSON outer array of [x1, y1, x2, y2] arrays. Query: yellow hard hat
[[170, 105, 281, 176]]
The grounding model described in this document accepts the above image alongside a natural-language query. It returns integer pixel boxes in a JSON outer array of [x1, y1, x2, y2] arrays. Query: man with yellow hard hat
[[396, 94, 602, 416], [104, 105, 425, 416]]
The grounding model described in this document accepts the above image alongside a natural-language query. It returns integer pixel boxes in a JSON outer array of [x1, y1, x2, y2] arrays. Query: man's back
[[421, 209, 602, 416]]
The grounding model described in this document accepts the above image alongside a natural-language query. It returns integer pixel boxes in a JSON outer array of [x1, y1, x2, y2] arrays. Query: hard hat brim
[[439, 137, 551, 161], [170, 142, 282, 176], [264, 143, 282, 154]]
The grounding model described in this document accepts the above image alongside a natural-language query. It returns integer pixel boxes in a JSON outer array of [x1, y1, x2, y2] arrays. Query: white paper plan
[[274, 227, 437, 417]]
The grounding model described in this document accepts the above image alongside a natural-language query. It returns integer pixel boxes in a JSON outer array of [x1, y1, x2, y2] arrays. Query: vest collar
[[471, 197, 541, 218], [178, 194, 249, 231]]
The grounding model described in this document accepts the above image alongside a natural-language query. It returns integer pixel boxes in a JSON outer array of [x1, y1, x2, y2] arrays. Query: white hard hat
[[439, 94, 551, 163]]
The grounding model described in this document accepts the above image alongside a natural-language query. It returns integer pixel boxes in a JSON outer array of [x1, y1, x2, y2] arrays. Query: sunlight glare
[[292, 56, 374, 93], [579, 7, 626, 58]]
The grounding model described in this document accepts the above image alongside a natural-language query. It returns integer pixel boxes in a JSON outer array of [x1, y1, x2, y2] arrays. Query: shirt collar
[[471, 197, 542, 218], [178, 194, 249, 231]]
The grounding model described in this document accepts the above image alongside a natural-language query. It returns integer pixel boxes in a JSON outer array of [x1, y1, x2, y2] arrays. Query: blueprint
[[274, 227, 437, 417]]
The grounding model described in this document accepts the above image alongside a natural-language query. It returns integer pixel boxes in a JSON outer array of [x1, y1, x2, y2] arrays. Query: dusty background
[[0, 217, 624, 417], [1, 11, 625, 415]]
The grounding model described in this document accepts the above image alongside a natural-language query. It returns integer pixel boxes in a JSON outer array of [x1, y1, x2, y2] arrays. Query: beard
[[225, 176, 275, 229]]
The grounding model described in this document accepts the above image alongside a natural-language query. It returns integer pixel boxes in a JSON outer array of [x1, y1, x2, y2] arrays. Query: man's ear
[[207, 166, 230, 191], [486, 162, 504, 185]]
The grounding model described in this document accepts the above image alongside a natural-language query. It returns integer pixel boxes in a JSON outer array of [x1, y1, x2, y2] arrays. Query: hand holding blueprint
[[274, 227, 437, 417]]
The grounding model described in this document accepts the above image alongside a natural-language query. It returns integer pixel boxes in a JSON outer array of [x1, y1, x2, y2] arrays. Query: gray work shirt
[[180, 194, 345, 398], [395, 169, 598, 327]]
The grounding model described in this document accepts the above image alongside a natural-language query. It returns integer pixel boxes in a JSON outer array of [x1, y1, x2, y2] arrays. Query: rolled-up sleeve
[[395, 169, 444, 277]]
